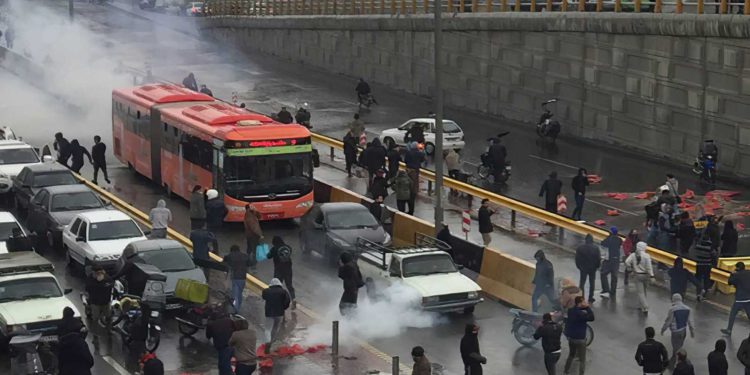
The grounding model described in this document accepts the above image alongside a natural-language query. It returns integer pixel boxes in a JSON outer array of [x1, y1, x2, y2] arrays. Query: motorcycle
[[536, 99, 561, 142], [113, 295, 162, 352], [478, 153, 511, 183], [9, 333, 56, 375], [81, 279, 124, 328], [176, 290, 246, 337], [510, 308, 594, 347], [692, 154, 717, 186], [358, 93, 376, 111]]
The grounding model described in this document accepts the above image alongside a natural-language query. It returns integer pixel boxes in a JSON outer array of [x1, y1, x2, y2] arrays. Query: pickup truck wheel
[[463, 306, 475, 314], [365, 278, 377, 301]]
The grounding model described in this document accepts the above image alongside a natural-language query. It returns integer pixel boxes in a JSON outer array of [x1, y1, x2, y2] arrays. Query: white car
[[0, 140, 42, 194], [379, 118, 466, 155], [0, 252, 80, 347], [185, 1, 204, 15], [62, 210, 147, 272], [0, 211, 27, 254]]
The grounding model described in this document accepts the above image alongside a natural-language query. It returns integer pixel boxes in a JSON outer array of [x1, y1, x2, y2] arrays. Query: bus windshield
[[223, 153, 312, 199]]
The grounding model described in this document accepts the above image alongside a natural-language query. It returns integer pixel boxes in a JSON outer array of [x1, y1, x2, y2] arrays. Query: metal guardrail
[[203, 0, 749, 16], [310, 132, 732, 286]]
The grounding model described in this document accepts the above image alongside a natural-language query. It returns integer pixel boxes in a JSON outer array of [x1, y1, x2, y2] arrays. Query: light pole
[[433, 0, 445, 231]]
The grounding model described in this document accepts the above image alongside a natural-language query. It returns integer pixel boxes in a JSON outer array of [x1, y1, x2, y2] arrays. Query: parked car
[[13, 163, 78, 218], [0, 211, 28, 254], [115, 239, 206, 310], [0, 140, 42, 195], [62, 211, 147, 272], [26, 185, 111, 250], [299, 202, 390, 264], [379, 118, 466, 155]]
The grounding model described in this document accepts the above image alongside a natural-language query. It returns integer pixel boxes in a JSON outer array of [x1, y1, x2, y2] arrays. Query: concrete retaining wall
[[200, 14, 750, 176]]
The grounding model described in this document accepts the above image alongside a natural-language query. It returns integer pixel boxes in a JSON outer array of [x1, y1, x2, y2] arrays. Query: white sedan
[[0, 211, 27, 254], [379, 118, 466, 155], [62, 210, 147, 272]]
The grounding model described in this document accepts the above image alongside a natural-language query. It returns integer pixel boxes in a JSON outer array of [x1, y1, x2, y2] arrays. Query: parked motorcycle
[[536, 99, 561, 142], [81, 280, 125, 328], [176, 290, 245, 337], [510, 308, 594, 347]]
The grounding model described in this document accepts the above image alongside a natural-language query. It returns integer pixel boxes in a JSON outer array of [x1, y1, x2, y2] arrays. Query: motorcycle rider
[[355, 78, 373, 103], [700, 139, 719, 163], [487, 136, 507, 181], [276, 107, 293, 124], [295, 105, 311, 128], [703, 155, 717, 185]]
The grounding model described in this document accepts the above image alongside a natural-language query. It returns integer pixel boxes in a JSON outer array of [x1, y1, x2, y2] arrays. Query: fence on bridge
[[203, 0, 749, 16]]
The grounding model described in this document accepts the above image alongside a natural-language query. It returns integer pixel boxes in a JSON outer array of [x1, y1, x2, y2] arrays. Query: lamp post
[[433, 0, 445, 230]]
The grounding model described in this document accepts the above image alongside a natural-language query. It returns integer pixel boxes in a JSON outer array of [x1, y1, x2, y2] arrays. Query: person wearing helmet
[[205, 189, 227, 231]]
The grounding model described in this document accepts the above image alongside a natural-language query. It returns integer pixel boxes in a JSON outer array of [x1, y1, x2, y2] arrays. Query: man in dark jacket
[[57, 329, 94, 375], [190, 224, 218, 280], [722, 261, 750, 335], [57, 306, 84, 337], [338, 251, 363, 315], [534, 312, 562, 375], [673, 349, 695, 375], [669, 257, 701, 301], [53, 132, 71, 167], [205, 189, 227, 231], [539, 171, 563, 214], [276, 107, 293, 124], [571, 168, 588, 220], [708, 339, 728, 375], [411, 346, 431, 375], [183, 73, 198, 91], [532, 250, 557, 312], [487, 137, 507, 181], [262, 278, 291, 353], [575, 234, 600, 303], [85, 266, 113, 330], [386, 144, 401, 181], [600, 226, 623, 299], [677, 212, 696, 255], [364, 138, 387, 187], [460, 323, 486, 375], [222, 245, 252, 312], [91, 135, 110, 184], [478, 199, 495, 246], [267, 236, 295, 309], [189, 186, 206, 229], [564, 296, 594, 375], [635, 326, 669, 375], [343, 130, 359, 177], [206, 311, 235, 375], [437, 223, 453, 258], [738, 331, 750, 374]]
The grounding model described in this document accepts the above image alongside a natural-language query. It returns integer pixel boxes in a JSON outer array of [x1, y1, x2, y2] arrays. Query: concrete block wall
[[201, 14, 750, 177]]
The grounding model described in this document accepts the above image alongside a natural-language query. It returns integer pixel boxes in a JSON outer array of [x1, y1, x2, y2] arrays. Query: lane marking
[[528, 154, 579, 170], [585, 198, 640, 216], [101, 355, 130, 375]]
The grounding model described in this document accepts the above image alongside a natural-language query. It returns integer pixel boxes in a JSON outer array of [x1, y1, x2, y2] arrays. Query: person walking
[[85, 265, 114, 331], [148, 199, 172, 239], [230, 319, 257, 375], [668, 257, 701, 301], [343, 129, 359, 177], [404, 142, 425, 214], [722, 261, 750, 336], [244, 204, 263, 267], [267, 236, 296, 310], [532, 250, 558, 312], [571, 168, 588, 220], [460, 323, 487, 375], [478, 199, 495, 246], [539, 171, 563, 214], [707, 339, 728, 375], [623, 229, 640, 286], [338, 251, 363, 315], [738, 332, 750, 374], [673, 350, 695, 375], [57, 329, 94, 375], [563, 296, 594, 375], [575, 234, 600, 303], [635, 327, 669, 375], [721, 220, 739, 257], [54, 132, 72, 167], [262, 278, 291, 353], [410, 346, 431, 375], [206, 311, 234, 375], [393, 170, 413, 214], [600, 227, 623, 299], [534, 312, 563, 375], [661, 293, 695, 368], [189, 186, 206, 230], [69, 139, 93, 173], [364, 138, 387, 188], [625, 241, 654, 315], [677, 212, 696, 256], [222, 245, 252, 312], [370, 169, 389, 200], [189, 223, 218, 281], [91, 135, 110, 184], [205, 189, 227, 231], [386, 144, 401, 182]]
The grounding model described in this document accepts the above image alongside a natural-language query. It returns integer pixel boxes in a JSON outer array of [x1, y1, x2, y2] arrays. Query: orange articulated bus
[[112, 84, 314, 221]]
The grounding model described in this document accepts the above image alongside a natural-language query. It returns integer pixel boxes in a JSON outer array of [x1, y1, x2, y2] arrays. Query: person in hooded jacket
[[57, 327, 94, 375], [343, 129, 359, 177], [411, 346, 431, 375], [393, 170, 413, 214], [338, 251, 363, 315], [69, 139, 93, 173], [563, 296, 594, 375], [623, 229, 640, 285], [534, 312, 562, 375], [363, 138, 387, 187], [460, 323, 486, 375], [148, 199, 172, 239], [370, 169, 389, 200], [625, 242, 655, 314], [205, 189, 227, 231], [532, 250, 558, 312], [738, 332, 750, 374], [668, 257, 700, 301], [183, 73, 198, 91], [267, 236, 295, 309], [600, 227, 623, 299], [276, 107, 293, 124], [722, 261, 750, 336], [57, 306, 84, 337], [206, 311, 235, 375], [571, 168, 589, 220], [91, 135, 110, 184], [54, 132, 72, 167], [243, 204, 263, 266], [673, 349, 696, 375], [575, 234, 600, 303], [661, 293, 695, 368], [190, 185, 206, 229], [677, 212, 696, 256], [707, 339, 728, 375], [262, 278, 291, 352], [436, 223, 453, 258], [539, 172, 563, 214], [721, 220, 739, 257]]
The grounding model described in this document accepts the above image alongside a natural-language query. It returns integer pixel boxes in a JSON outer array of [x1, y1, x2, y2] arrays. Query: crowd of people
[[51, 132, 111, 184]]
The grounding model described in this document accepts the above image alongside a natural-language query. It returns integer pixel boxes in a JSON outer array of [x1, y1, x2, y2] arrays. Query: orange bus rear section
[[112, 84, 314, 222]]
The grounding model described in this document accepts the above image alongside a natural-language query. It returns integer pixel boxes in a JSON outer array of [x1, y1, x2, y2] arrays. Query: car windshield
[[223, 153, 313, 198], [135, 247, 195, 272], [51, 192, 103, 212], [443, 121, 461, 133], [0, 148, 39, 164], [0, 222, 21, 241], [88, 220, 142, 241], [402, 254, 457, 277], [326, 209, 378, 230], [0, 277, 62, 302], [32, 171, 76, 188]]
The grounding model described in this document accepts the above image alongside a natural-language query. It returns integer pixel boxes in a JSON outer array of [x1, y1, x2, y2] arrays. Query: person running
[[661, 293, 695, 368], [563, 296, 594, 375], [91, 136, 110, 184], [532, 250, 558, 312], [267, 236, 295, 310], [575, 234, 600, 303], [625, 241, 654, 315], [668, 257, 701, 301], [571, 168, 588, 220], [635, 327, 669, 375], [534, 312, 563, 375], [721, 261, 750, 336], [54, 132, 71, 167], [707, 339, 728, 375], [69, 139, 93, 173]]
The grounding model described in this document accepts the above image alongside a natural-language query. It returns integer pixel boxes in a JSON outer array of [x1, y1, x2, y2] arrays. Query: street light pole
[[433, 0, 445, 230]]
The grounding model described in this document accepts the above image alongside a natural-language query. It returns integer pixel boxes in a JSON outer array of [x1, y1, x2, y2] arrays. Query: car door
[[73, 220, 93, 264], [14, 169, 33, 209], [63, 217, 81, 255], [397, 121, 415, 144], [27, 190, 49, 234], [305, 207, 326, 254]]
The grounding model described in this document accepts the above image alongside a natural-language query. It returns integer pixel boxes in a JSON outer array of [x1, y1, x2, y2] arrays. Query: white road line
[[528, 154, 579, 170], [101, 355, 130, 375], [585, 198, 640, 216]]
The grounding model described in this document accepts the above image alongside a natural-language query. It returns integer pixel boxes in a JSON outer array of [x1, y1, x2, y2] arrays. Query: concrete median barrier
[[477, 247, 535, 310]]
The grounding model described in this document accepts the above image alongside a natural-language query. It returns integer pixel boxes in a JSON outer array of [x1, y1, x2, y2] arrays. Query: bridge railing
[[203, 0, 749, 16]]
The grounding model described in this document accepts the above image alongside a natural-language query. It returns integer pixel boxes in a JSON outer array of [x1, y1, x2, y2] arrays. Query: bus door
[[149, 107, 162, 186], [212, 138, 223, 194]]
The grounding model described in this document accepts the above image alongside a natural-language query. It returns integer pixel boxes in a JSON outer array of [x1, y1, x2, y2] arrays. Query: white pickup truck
[[0, 252, 81, 348], [356, 237, 483, 314]]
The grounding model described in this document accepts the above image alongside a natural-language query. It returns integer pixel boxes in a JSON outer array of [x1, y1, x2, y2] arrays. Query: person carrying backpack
[[267, 236, 296, 310]]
